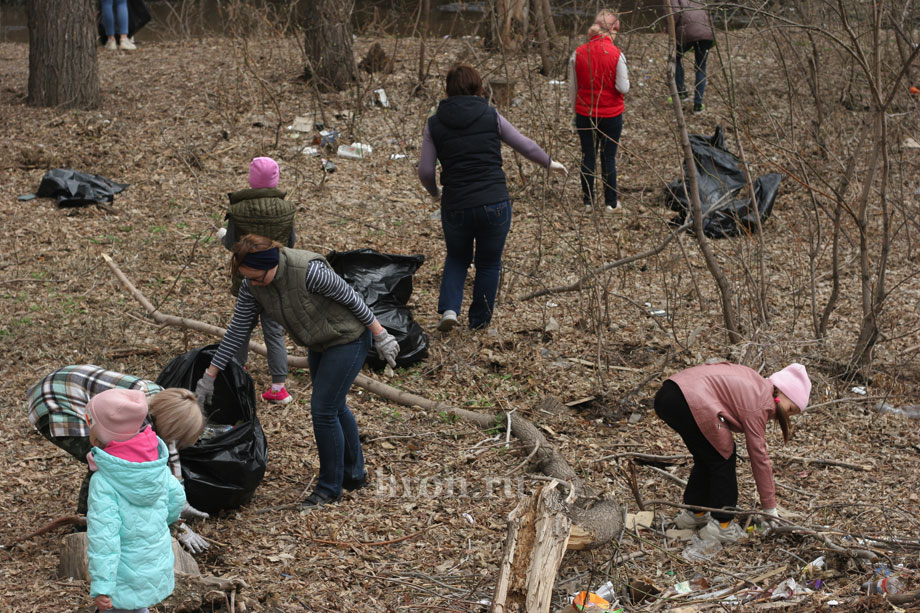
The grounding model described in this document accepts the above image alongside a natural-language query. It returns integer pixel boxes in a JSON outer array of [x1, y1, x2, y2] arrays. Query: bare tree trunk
[[303, 0, 356, 92], [666, 9, 741, 344], [532, 0, 552, 75], [27, 0, 99, 108], [417, 0, 430, 83]]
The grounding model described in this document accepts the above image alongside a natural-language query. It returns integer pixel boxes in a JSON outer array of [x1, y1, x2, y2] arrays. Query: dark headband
[[239, 247, 279, 270]]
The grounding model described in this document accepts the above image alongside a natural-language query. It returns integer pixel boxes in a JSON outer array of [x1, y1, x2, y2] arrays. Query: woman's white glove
[[373, 330, 400, 368], [194, 373, 216, 407], [549, 160, 568, 175], [431, 188, 442, 203], [181, 502, 210, 521], [761, 507, 781, 525], [177, 523, 210, 554]]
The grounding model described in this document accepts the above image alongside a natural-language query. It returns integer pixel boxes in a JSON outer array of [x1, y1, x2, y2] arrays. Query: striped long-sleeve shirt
[[211, 259, 375, 370]]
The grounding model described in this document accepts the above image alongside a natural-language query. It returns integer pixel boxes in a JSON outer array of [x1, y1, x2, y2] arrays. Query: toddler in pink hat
[[249, 156, 280, 189], [86, 388, 158, 465]]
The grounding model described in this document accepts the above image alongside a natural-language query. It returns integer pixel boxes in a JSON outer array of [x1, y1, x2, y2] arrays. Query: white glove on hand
[[431, 188, 442, 203], [373, 330, 400, 368], [194, 373, 215, 407], [549, 160, 568, 175], [181, 502, 210, 521], [761, 507, 781, 526], [177, 523, 210, 554]]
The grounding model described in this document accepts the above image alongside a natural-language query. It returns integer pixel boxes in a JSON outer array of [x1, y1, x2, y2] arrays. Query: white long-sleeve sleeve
[[616, 53, 630, 94]]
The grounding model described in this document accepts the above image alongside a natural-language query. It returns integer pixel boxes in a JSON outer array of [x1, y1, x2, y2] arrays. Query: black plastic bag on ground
[[665, 126, 781, 238], [326, 249, 428, 369], [35, 169, 128, 207], [156, 345, 268, 514]]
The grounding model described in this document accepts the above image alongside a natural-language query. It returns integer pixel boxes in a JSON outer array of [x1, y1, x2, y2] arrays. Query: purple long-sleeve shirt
[[417, 112, 553, 197]]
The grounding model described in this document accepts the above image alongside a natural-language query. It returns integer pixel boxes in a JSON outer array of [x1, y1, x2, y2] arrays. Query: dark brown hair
[[773, 387, 793, 443], [446, 65, 483, 97], [230, 234, 284, 277]]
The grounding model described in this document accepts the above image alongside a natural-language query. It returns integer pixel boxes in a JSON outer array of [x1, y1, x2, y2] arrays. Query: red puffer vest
[[574, 35, 624, 118]]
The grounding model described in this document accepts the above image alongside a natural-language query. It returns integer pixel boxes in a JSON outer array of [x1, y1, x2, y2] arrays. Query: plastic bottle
[[862, 576, 902, 595], [199, 423, 233, 442]]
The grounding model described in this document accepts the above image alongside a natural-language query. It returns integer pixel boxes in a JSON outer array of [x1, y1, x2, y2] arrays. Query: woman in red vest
[[568, 9, 630, 211]]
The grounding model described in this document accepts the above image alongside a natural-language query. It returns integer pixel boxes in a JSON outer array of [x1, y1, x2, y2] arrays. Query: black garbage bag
[[35, 169, 128, 208], [156, 345, 268, 514], [665, 126, 781, 238], [97, 0, 151, 44], [326, 249, 429, 370]]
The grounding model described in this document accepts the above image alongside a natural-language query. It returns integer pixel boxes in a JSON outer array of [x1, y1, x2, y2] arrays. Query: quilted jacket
[[87, 433, 185, 609]]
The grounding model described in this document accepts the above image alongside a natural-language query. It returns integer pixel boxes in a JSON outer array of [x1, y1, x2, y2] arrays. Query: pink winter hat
[[769, 363, 812, 411], [249, 156, 279, 189], [86, 388, 148, 446]]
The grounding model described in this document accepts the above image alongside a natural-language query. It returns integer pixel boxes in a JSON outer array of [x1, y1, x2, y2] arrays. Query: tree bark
[[27, 0, 100, 108], [303, 0, 356, 92]]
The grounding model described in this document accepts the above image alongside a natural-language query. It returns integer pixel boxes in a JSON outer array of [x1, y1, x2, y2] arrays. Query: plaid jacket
[[27, 365, 162, 439]]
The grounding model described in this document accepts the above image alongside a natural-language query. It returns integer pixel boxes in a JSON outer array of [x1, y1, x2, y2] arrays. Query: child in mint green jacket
[[85, 388, 186, 612]]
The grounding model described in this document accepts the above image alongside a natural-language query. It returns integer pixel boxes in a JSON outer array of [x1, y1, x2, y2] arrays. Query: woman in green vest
[[194, 234, 399, 508]]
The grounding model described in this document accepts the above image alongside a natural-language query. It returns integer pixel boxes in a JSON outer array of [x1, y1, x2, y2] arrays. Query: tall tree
[[303, 0, 356, 92], [27, 0, 99, 108]]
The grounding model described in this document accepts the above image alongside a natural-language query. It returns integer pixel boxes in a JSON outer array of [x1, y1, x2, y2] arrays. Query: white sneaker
[[673, 510, 710, 530], [699, 518, 746, 543], [584, 204, 593, 212], [437, 310, 458, 332], [606, 201, 624, 212], [120, 38, 136, 50], [105, 39, 118, 51]]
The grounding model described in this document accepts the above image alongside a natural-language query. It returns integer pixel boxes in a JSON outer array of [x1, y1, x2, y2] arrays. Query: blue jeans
[[438, 201, 512, 329], [675, 40, 713, 109], [100, 0, 128, 36], [307, 330, 370, 498], [576, 114, 623, 208]]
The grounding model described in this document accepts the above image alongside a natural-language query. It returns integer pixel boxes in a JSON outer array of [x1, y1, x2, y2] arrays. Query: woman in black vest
[[418, 65, 567, 331], [194, 235, 400, 508]]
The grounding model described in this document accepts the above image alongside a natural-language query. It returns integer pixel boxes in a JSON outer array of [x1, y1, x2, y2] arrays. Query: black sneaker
[[692, 104, 705, 115], [299, 490, 340, 509], [343, 477, 368, 492]]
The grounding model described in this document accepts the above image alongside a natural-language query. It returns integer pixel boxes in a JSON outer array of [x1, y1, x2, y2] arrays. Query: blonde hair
[[594, 9, 620, 35], [148, 388, 205, 448]]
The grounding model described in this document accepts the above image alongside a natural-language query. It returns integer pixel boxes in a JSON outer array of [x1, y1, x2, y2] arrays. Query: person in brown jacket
[[653, 362, 811, 543], [669, 0, 714, 114]]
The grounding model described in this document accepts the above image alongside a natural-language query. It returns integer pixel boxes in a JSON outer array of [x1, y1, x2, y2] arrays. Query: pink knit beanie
[[768, 363, 812, 412], [249, 157, 279, 189], [86, 388, 148, 446]]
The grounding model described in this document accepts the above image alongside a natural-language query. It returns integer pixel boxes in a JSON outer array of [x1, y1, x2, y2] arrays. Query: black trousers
[[34, 416, 94, 515], [654, 380, 737, 521]]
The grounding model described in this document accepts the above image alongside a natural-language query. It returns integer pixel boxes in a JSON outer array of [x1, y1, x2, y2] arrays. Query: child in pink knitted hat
[[220, 157, 297, 405]]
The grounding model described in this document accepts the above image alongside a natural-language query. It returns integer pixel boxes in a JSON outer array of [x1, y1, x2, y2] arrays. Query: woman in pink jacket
[[654, 362, 811, 542]]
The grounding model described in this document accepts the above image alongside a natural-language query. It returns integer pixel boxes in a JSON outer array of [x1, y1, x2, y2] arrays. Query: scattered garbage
[[665, 126, 781, 238], [389, 153, 407, 160], [326, 249, 428, 369], [301, 145, 320, 157], [625, 511, 655, 530], [863, 575, 903, 594], [320, 158, 337, 174], [876, 401, 920, 418], [770, 578, 812, 600], [549, 79, 566, 85], [644, 302, 667, 317], [199, 423, 234, 442], [373, 88, 390, 107], [337, 142, 373, 159], [681, 533, 722, 562], [461, 512, 475, 525], [157, 344, 268, 514], [802, 555, 826, 576], [851, 386, 867, 395], [288, 114, 320, 132], [34, 169, 129, 207], [663, 575, 710, 597], [314, 128, 339, 148]]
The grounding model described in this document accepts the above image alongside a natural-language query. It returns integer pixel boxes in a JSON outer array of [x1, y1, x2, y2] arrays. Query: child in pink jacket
[[654, 362, 811, 542]]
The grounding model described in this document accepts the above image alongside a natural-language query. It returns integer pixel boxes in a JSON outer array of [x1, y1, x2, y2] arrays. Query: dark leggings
[[654, 380, 737, 521]]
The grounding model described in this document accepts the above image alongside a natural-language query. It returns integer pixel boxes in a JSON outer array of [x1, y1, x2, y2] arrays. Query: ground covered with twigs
[[0, 26, 919, 613]]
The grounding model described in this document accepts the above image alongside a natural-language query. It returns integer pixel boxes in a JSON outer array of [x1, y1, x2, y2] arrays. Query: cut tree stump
[[493, 482, 572, 613], [58, 533, 200, 580], [488, 78, 515, 107]]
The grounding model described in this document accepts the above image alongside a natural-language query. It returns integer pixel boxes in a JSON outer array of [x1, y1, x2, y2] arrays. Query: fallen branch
[[3, 515, 86, 548], [310, 525, 431, 548], [773, 454, 870, 471]]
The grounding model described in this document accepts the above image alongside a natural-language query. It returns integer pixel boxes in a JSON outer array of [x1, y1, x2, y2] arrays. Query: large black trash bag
[[35, 169, 128, 207], [326, 249, 429, 369], [665, 126, 781, 238], [156, 345, 268, 514]]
